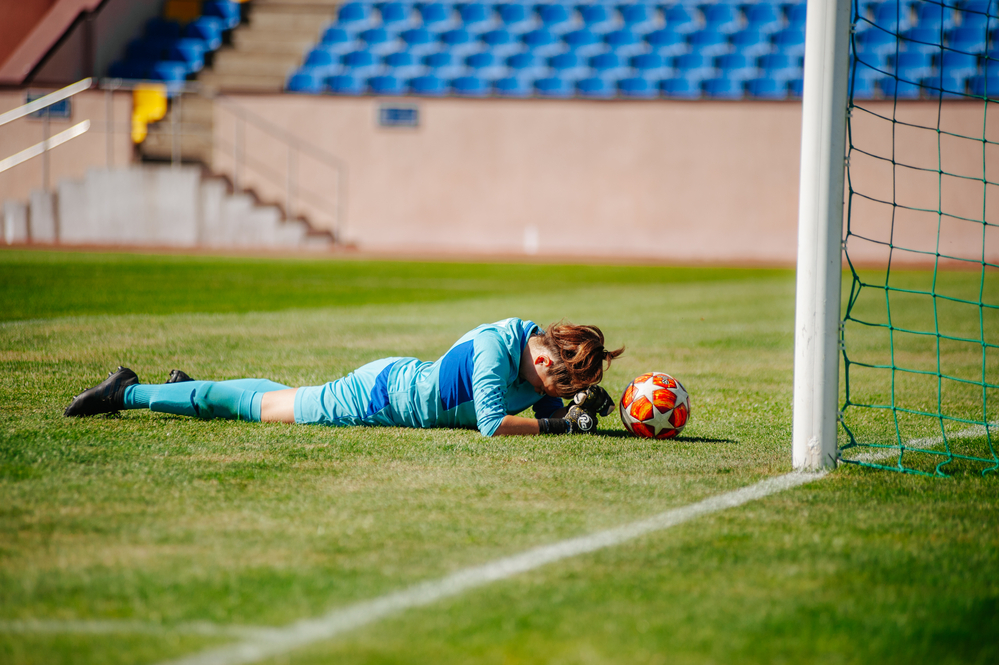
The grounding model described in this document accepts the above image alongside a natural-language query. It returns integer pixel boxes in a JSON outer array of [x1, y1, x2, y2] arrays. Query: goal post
[[792, 0, 853, 470]]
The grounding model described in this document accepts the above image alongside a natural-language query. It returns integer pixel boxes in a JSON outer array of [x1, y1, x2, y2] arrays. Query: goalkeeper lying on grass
[[65, 318, 624, 435]]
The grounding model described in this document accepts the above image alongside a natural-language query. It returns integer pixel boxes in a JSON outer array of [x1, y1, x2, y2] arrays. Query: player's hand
[[565, 404, 597, 433], [572, 385, 615, 417]]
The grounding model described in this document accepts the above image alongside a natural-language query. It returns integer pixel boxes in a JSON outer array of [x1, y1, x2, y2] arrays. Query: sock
[[123, 381, 264, 421]]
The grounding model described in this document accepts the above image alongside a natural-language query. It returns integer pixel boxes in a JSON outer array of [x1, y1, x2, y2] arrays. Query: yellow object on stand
[[131, 84, 167, 144]]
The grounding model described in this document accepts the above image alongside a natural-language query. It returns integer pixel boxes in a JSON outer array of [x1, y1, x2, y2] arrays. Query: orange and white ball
[[619, 372, 690, 439]]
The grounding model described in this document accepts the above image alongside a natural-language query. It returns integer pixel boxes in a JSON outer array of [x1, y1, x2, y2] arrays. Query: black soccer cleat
[[166, 369, 194, 383], [63, 366, 139, 417]]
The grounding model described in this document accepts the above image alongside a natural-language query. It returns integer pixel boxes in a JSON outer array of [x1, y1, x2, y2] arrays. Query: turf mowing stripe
[[0, 620, 275, 639], [842, 422, 999, 463], [154, 471, 826, 665]]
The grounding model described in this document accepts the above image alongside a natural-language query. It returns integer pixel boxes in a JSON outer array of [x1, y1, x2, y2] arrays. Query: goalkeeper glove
[[537, 405, 596, 434], [571, 385, 615, 417]]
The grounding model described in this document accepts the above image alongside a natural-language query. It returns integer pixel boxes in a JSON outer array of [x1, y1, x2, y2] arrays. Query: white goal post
[[792, 0, 852, 470]]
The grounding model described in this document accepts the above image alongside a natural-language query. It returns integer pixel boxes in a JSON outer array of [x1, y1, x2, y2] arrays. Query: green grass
[[1, 249, 996, 665]]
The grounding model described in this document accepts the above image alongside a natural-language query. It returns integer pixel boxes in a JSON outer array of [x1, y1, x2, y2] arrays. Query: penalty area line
[[156, 470, 826, 665]]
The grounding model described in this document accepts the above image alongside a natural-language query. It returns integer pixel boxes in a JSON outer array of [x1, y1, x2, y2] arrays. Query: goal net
[[838, 0, 999, 475]]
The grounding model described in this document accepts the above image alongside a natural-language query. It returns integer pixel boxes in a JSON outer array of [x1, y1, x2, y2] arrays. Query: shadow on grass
[[595, 430, 736, 444]]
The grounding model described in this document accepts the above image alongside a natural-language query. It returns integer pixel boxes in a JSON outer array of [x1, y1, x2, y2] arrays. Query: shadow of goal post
[[792, 0, 851, 471]]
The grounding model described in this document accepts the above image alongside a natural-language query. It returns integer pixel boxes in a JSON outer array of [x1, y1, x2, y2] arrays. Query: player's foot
[[64, 366, 139, 417], [166, 369, 194, 383]]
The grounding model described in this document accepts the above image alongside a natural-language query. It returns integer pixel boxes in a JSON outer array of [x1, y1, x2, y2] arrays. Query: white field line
[[152, 471, 826, 665], [842, 422, 999, 463], [0, 619, 276, 639]]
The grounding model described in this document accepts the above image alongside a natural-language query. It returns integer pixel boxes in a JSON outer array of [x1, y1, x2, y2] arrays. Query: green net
[[841, 0, 999, 476]]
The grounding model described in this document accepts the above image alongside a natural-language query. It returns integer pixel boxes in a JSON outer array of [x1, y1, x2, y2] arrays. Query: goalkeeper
[[64, 318, 624, 436]]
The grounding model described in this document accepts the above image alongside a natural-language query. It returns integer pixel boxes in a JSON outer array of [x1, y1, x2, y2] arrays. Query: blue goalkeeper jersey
[[293, 318, 564, 435]]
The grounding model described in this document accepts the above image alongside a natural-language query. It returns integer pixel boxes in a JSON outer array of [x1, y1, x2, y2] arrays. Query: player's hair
[[537, 321, 625, 397]]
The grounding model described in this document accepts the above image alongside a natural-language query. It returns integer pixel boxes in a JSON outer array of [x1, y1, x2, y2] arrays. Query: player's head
[[537, 321, 624, 398]]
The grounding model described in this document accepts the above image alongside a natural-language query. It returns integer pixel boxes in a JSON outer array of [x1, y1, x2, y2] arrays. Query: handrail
[[0, 78, 93, 128], [0, 120, 90, 175]]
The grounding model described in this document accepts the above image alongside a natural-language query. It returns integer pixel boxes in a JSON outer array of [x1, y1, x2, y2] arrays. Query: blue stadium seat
[[660, 75, 702, 97], [304, 46, 342, 74], [854, 28, 897, 60], [577, 3, 617, 34], [328, 72, 367, 94], [419, 2, 457, 29], [940, 50, 980, 79], [663, 3, 700, 35], [687, 29, 731, 57], [548, 50, 589, 79], [108, 61, 150, 79], [787, 76, 803, 96], [287, 68, 326, 93], [784, 2, 807, 28], [494, 74, 533, 96], [368, 73, 407, 94], [730, 29, 773, 58], [673, 52, 715, 79], [914, 1, 957, 31], [606, 27, 646, 55], [343, 48, 382, 77], [507, 50, 549, 77], [497, 2, 536, 33], [891, 50, 933, 81], [148, 61, 189, 83], [968, 72, 999, 97], [202, 0, 241, 30], [771, 27, 806, 57], [384, 49, 426, 78], [522, 27, 563, 55], [168, 38, 207, 73], [459, 2, 497, 33], [700, 3, 741, 34], [322, 27, 359, 52], [184, 16, 224, 50], [921, 71, 968, 97], [745, 77, 789, 98], [440, 27, 481, 54], [576, 75, 616, 98], [848, 74, 878, 98], [379, 1, 417, 31], [465, 50, 507, 78], [702, 77, 744, 98], [630, 51, 672, 77], [360, 27, 400, 54], [481, 28, 522, 55], [536, 3, 575, 34], [852, 54, 886, 85], [618, 3, 660, 35], [451, 74, 490, 95], [758, 52, 802, 80], [400, 27, 440, 54], [409, 73, 448, 94], [423, 50, 466, 78], [871, 1, 915, 33], [743, 3, 783, 34], [954, 6, 996, 32], [564, 28, 606, 56], [715, 52, 758, 80], [645, 28, 688, 56], [126, 38, 167, 61], [589, 51, 630, 79], [337, 2, 377, 29], [534, 75, 575, 96], [947, 27, 989, 54], [881, 76, 923, 98], [146, 18, 182, 39], [618, 75, 658, 97], [900, 27, 946, 54]]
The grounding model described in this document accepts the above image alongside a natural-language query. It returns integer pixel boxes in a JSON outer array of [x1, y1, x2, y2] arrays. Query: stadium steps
[[141, 93, 214, 164], [197, 0, 336, 92]]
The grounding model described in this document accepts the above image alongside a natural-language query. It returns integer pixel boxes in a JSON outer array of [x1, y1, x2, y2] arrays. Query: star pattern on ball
[[619, 372, 690, 439]]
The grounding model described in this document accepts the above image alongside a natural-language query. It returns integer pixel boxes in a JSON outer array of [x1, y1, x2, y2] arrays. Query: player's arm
[[493, 406, 595, 436]]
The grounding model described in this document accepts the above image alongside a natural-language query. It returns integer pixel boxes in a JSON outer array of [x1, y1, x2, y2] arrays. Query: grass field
[[1, 249, 997, 665]]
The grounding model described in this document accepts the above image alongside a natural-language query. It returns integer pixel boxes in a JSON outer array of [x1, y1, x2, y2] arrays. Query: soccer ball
[[619, 372, 690, 439]]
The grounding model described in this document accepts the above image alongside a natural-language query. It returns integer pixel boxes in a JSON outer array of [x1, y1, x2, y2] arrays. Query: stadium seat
[[730, 28, 773, 58], [385, 49, 426, 78], [491, 74, 531, 95], [715, 52, 758, 80], [304, 46, 341, 74], [617, 74, 658, 97], [400, 27, 440, 54], [890, 50, 933, 81], [548, 51, 589, 79], [451, 74, 490, 95], [287, 69, 326, 93], [497, 2, 536, 33], [368, 73, 407, 94], [146, 18, 182, 39], [202, 0, 241, 30], [360, 27, 401, 54], [673, 52, 715, 79], [108, 60, 150, 79], [523, 27, 565, 55], [947, 27, 989, 54], [659, 75, 702, 97], [343, 48, 382, 77], [184, 16, 224, 50], [534, 75, 575, 96], [881, 76, 923, 98], [771, 27, 806, 57], [784, 2, 807, 28], [758, 52, 802, 80], [605, 27, 647, 55], [536, 3, 576, 34], [440, 27, 481, 54], [645, 28, 688, 56], [481, 27, 522, 55], [336, 2, 377, 29], [954, 6, 996, 32], [328, 72, 367, 94], [577, 3, 617, 35], [563, 28, 606, 56], [700, 3, 742, 34], [630, 51, 672, 77], [379, 1, 417, 31], [409, 73, 448, 94], [589, 51, 630, 79], [743, 3, 783, 34], [968, 72, 999, 97], [940, 50, 981, 79], [855, 27, 899, 57], [458, 2, 497, 33], [322, 27, 359, 52], [168, 39, 207, 73], [576, 75, 616, 98], [687, 29, 731, 57], [914, 1, 956, 31], [618, 3, 660, 35], [922, 71, 968, 97], [900, 27, 946, 54], [419, 2, 457, 30], [702, 77, 744, 98], [663, 3, 700, 35], [871, 1, 915, 33], [787, 76, 803, 96], [848, 74, 878, 98], [744, 76, 788, 98], [423, 50, 466, 78], [507, 50, 549, 77]]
